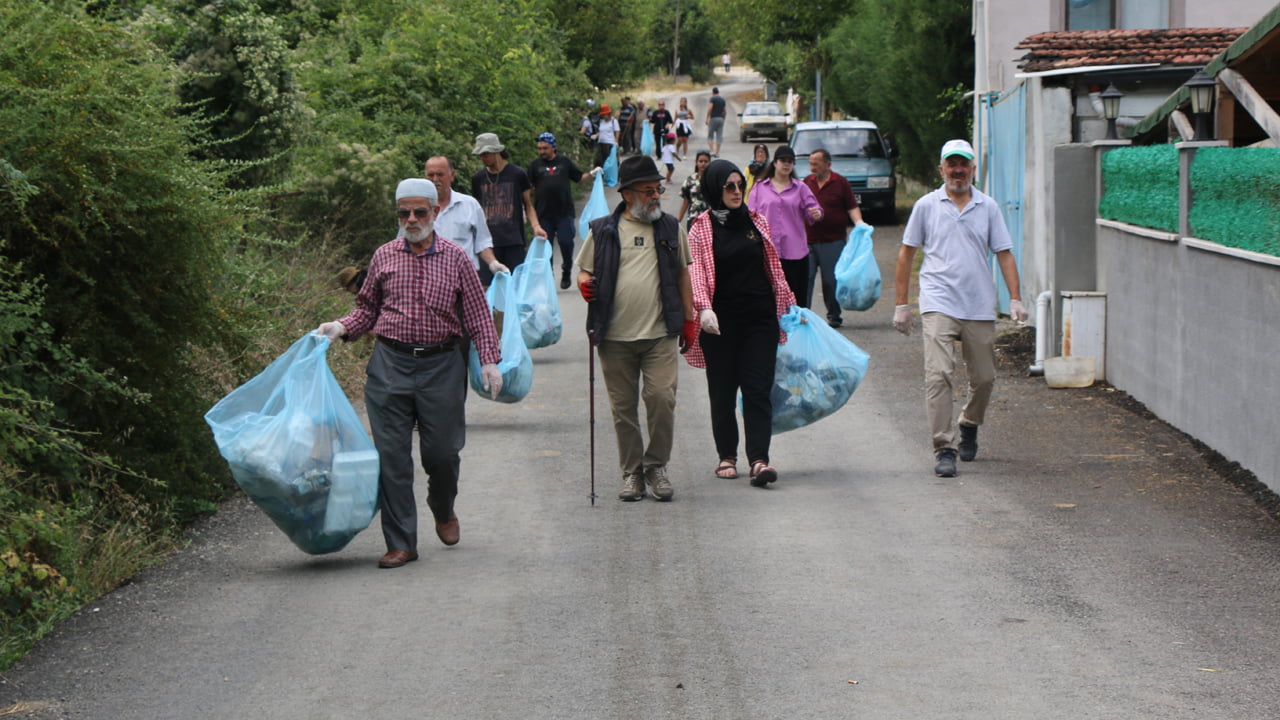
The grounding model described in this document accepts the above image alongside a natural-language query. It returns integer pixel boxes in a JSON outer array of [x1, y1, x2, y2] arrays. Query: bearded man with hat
[[893, 139, 1027, 479], [575, 155, 697, 502], [317, 178, 503, 569]]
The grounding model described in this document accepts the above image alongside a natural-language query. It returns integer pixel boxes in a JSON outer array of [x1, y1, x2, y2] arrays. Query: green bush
[[1190, 146, 1280, 256]]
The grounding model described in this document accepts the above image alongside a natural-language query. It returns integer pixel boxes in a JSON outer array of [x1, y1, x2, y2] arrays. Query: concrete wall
[[1020, 82, 1073, 315], [1096, 221, 1280, 490]]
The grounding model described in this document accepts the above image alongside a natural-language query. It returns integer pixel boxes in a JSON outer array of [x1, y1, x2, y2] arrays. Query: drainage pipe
[[1027, 290, 1054, 376]]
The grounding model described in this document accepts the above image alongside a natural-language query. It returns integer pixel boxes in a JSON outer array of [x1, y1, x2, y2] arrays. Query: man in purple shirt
[[317, 178, 502, 569]]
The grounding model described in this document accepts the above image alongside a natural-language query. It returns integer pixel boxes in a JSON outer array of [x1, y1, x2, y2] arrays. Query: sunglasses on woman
[[723, 181, 746, 192]]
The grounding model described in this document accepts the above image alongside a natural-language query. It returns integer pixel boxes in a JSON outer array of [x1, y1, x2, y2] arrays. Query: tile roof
[[1016, 28, 1247, 72]]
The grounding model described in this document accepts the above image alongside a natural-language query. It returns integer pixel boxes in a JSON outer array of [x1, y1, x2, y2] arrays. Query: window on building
[[1068, 0, 1169, 30]]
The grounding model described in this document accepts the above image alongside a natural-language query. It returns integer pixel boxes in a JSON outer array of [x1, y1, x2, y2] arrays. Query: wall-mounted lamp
[[1099, 83, 1123, 140], [1183, 70, 1217, 141]]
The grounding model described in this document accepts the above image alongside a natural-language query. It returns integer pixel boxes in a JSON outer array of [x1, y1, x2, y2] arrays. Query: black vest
[[586, 203, 684, 345]]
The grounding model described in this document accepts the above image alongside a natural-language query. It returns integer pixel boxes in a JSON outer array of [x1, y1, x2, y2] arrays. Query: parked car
[[790, 120, 899, 224], [738, 101, 788, 142]]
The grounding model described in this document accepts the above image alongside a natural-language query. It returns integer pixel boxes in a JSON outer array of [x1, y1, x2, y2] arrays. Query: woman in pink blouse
[[684, 159, 795, 487], [746, 145, 822, 304]]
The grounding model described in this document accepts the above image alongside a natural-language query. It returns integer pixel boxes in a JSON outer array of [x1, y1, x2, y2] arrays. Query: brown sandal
[[714, 458, 738, 479], [749, 461, 777, 487]]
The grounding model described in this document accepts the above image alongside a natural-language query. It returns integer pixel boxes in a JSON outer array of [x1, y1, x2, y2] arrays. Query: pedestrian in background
[[590, 104, 620, 170], [660, 131, 681, 184], [746, 145, 822, 304], [893, 139, 1027, 478], [674, 97, 695, 157], [650, 100, 674, 159], [425, 156, 508, 280], [678, 150, 712, 231], [471, 132, 545, 286], [575, 155, 696, 502], [617, 97, 637, 155], [527, 132, 597, 289], [684, 159, 795, 487], [743, 143, 769, 201], [705, 87, 726, 158], [316, 178, 503, 569], [803, 148, 866, 327]]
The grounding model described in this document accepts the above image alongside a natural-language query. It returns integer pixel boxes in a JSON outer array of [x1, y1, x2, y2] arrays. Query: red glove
[[578, 276, 597, 302], [679, 319, 699, 354]]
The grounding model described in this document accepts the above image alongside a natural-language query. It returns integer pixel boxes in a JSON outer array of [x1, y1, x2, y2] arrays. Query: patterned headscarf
[[537, 132, 557, 149]]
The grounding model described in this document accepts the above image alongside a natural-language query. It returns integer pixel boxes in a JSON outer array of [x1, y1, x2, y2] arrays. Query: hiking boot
[[645, 466, 674, 501], [560, 267, 571, 290], [618, 472, 646, 501], [934, 449, 958, 478], [958, 424, 979, 462]]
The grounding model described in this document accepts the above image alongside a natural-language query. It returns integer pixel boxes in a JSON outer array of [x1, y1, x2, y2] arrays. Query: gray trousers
[[806, 239, 846, 321], [364, 342, 466, 552]]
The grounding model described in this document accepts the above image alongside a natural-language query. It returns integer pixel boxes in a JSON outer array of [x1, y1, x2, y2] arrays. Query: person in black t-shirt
[[470, 132, 545, 286], [650, 99, 674, 159], [527, 132, 599, 288]]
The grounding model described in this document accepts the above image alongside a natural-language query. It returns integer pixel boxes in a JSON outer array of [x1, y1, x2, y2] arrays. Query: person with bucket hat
[[893, 139, 1027, 478], [470, 132, 545, 285], [316, 178, 502, 569], [575, 155, 696, 502]]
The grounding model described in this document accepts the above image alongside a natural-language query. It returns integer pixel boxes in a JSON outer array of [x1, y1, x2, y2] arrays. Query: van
[[790, 120, 899, 224]]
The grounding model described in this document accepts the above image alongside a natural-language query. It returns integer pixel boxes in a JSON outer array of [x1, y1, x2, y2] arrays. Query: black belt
[[377, 335, 458, 358]]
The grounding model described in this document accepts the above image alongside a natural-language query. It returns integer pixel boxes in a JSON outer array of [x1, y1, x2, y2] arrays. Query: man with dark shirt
[[528, 132, 598, 288], [470, 132, 545, 286], [616, 97, 637, 155], [803, 148, 866, 327], [650, 100, 673, 159], [706, 87, 727, 158]]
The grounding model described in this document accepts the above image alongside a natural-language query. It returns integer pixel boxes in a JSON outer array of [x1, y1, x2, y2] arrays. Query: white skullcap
[[395, 178, 437, 201]]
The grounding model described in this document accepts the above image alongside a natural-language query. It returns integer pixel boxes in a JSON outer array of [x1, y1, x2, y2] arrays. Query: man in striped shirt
[[317, 178, 502, 569]]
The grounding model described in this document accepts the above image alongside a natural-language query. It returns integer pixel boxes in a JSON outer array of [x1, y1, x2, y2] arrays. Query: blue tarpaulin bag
[[770, 306, 870, 434], [469, 271, 534, 402], [640, 120, 654, 155], [578, 173, 610, 241], [204, 333, 380, 555], [602, 144, 619, 187], [512, 237, 562, 349], [834, 224, 880, 311]]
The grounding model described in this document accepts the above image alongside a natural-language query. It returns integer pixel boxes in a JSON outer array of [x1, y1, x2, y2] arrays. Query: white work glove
[[591, 167, 603, 176], [480, 363, 503, 400], [488, 260, 510, 275], [699, 308, 720, 335], [855, 221, 872, 231], [1009, 298, 1028, 324], [316, 321, 345, 340], [892, 305, 913, 335]]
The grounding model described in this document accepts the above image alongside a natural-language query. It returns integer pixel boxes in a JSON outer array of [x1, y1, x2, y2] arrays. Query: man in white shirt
[[425, 156, 507, 280], [893, 139, 1027, 478]]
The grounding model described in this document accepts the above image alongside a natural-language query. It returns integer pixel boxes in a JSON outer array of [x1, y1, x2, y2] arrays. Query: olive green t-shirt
[[575, 215, 692, 342]]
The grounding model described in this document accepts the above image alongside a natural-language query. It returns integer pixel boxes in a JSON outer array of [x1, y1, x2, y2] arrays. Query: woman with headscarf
[[683, 160, 796, 487], [747, 145, 822, 303], [743, 143, 769, 201]]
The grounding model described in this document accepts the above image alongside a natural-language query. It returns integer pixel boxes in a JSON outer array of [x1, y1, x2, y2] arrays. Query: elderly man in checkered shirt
[[318, 178, 503, 569]]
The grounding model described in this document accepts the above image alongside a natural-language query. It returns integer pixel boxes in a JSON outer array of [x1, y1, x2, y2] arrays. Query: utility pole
[[672, 0, 681, 81]]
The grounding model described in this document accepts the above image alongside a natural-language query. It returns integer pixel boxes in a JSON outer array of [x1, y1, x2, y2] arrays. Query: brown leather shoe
[[377, 550, 419, 569], [435, 513, 459, 546]]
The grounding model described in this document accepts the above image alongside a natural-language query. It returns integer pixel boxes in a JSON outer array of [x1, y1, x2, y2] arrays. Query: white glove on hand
[[591, 167, 603, 176], [1009, 298, 1028, 324], [855, 221, 872, 230], [488, 260, 510, 275], [316, 321, 345, 340], [480, 363, 503, 400], [699, 308, 720, 335], [892, 305, 913, 335]]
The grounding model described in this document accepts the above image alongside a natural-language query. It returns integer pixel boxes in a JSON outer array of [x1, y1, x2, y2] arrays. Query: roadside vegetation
[[0, 0, 969, 670]]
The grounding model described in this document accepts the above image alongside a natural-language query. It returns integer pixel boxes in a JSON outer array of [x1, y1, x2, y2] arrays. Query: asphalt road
[[4, 70, 1280, 720]]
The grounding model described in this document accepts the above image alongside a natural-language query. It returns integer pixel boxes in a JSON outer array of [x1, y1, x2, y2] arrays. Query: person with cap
[[425, 156, 508, 281], [746, 145, 822, 304], [527, 132, 598, 289], [470, 132, 545, 285], [650, 99, 674, 159], [804, 147, 867, 327], [893, 138, 1027, 479], [705, 87, 727, 158], [575, 155, 696, 502], [590, 103, 621, 170], [683, 159, 796, 487], [316, 178, 503, 569]]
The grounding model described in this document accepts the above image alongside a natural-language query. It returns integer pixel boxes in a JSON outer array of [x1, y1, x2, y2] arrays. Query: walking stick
[[587, 328, 598, 505]]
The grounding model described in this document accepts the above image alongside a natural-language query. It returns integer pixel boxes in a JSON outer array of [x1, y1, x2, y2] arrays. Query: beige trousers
[[922, 313, 996, 452], [596, 336, 679, 474]]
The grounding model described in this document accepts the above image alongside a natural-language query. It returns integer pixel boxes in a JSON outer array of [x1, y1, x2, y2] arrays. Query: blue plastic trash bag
[[603, 144, 619, 187], [835, 223, 881, 311], [204, 333, 380, 555], [578, 173, 610, 241], [770, 306, 870, 434], [469, 271, 534, 402], [512, 237, 562, 349], [640, 120, 654, 156]]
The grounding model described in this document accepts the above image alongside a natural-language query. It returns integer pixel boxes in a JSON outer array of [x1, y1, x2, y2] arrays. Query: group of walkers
[[316, 88, 1027, 569], [581, 89, 729, 173]]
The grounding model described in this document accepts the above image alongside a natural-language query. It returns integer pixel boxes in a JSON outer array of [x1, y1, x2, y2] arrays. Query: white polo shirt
[[434, 190, 493, 269], [902, 185, 1013, 321]]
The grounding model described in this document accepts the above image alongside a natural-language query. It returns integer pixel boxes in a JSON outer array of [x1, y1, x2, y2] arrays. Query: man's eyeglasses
[[629, 185, 665, 197], [723, 181, 746, 192], [397, 208, 431, 219]]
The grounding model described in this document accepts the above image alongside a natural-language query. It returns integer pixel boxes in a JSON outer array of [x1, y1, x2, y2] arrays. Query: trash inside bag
[[640, 120, 654, 156], [769, 306, 870, 434], [578, 173, 610, 241], [469, 271, 534, 403], [835, 223, 881, 311], [512, 237, 562, 349], [602, 144, 619, 187], [204, 333, 380, 554]]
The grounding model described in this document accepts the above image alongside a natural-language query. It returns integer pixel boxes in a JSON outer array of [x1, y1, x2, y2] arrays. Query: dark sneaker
[[827, 316, 842, 328], [645, 466, 674, 501], [934, 449, 958, 478], [618, 472, 646, 501], [958, 424, 979, 462], [560, 268, 571, 290]]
